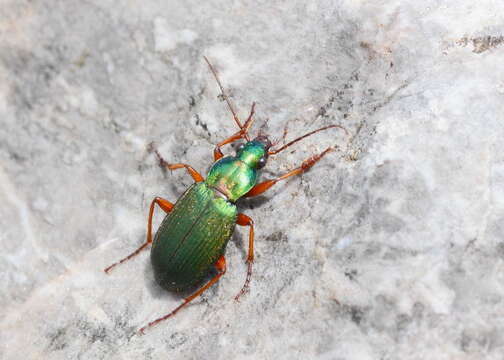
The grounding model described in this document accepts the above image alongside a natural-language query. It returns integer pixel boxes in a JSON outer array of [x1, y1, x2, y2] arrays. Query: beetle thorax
[[205, 157, 257, 202], [205, 140, 269, 202]]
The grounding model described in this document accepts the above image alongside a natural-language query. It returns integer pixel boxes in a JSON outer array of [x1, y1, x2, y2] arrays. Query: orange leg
[[151, 145, 204, 182], [104, 197, 174, 273], [214, 103, 256, 161], [235, 213, 255, 301], [138, 255, 227, 334], [213, 131, 245, 161], [245, 147, 335, 197]]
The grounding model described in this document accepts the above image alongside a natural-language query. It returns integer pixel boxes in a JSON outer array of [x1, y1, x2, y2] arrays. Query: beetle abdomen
[[150, 182, 237, 291]]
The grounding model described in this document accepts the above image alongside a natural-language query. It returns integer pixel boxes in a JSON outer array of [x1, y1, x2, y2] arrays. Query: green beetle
[[104, 57, 348, 334]]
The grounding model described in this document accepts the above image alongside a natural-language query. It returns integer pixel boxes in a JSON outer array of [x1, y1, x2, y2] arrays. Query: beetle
[[104, 57, 348, 334]]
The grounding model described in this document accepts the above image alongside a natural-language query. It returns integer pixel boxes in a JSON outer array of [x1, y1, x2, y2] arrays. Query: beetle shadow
[[142, 254, 220, 302], [142, 259, 172, 300], [239, 195, 270, 211], [230, 229, 245, 255], [231, 195, 271, 259]]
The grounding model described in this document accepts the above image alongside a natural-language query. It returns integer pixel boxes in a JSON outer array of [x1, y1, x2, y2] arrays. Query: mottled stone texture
[[1, 1, 503, 359]]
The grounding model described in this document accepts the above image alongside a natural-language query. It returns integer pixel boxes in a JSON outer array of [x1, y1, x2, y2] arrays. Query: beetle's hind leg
[[234, 213, 255, 301], [103, 197, 174, 273], [138, 255, 227, 334]]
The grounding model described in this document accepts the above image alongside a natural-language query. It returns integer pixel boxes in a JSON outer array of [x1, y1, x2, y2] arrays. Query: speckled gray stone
[[1, 1, 504, 359]]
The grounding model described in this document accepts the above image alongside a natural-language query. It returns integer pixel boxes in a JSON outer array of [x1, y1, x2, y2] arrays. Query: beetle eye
[[236, 143, 245, 153], [257, 156, 267, 169]]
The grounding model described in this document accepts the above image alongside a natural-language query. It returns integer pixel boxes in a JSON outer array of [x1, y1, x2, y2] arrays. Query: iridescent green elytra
[[151, 139, 269, 292], [103, 57, 348, 334]]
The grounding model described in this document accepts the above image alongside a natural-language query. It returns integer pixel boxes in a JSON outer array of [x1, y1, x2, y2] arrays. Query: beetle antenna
[[271, 119, 291, 147], [268, 124, 349, 155], [204, 56, 244, 131], [255, 117, 269, 139], [260, 117, 270, 132]]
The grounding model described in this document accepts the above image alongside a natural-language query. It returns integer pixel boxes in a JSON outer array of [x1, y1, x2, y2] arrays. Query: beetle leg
[[214, 103, 256, 161], [138, 255, 227, 334], [244, 146, 335, 197], [104, 197, 174, 273], [151, 146, 204, 182], [234, 213, 255, 301]]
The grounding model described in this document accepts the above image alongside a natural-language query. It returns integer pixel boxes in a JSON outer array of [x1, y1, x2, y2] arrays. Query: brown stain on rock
[[457, 35, 504, 53]]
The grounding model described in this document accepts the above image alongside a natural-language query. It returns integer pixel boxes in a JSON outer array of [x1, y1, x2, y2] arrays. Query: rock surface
[[1, 1, 503, 359]]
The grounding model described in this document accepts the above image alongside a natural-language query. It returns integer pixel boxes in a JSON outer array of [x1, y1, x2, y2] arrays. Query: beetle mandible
[[104, 57, 348, 334]]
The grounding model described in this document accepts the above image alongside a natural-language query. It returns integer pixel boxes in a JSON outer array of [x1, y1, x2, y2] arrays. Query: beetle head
[[236, 135, 272, 169]]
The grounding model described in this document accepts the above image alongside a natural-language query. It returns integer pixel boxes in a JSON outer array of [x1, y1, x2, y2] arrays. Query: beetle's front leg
[[234, 213, 255, 301], [104, 197, 174, 273], [244, 146, 335, 197], [214, 103, 256, 161], [150, 144, 204, 182], [138, 255, 227, 334]]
